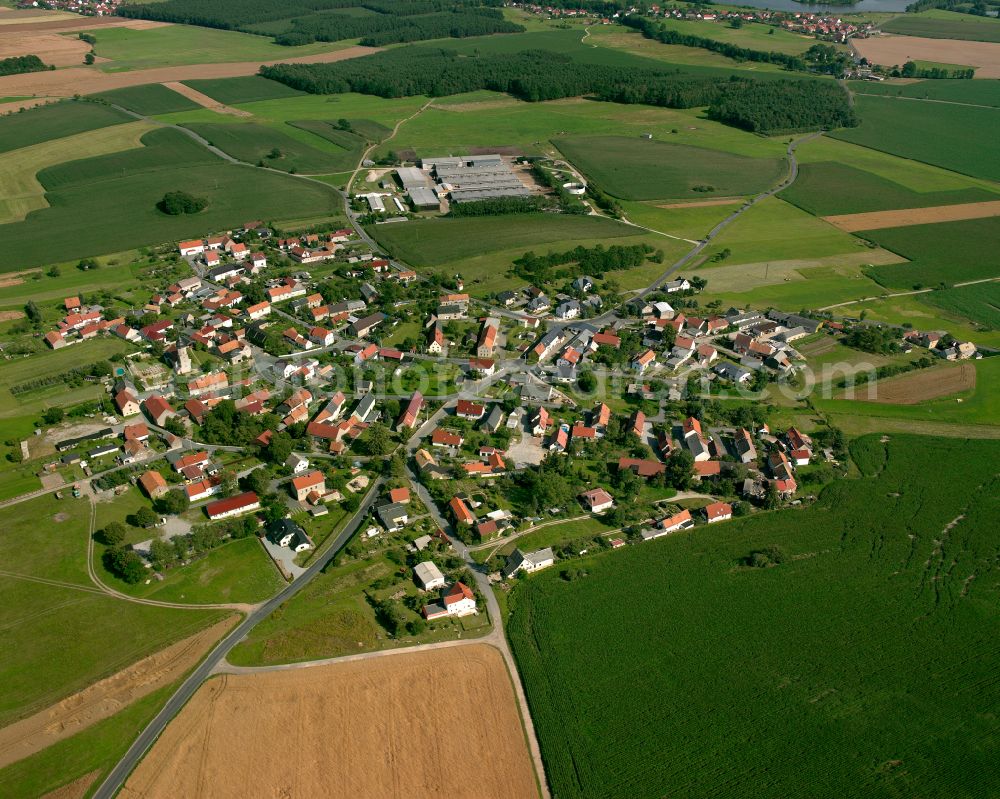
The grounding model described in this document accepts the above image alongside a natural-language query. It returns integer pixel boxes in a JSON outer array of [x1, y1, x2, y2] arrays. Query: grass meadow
[[780, 161, 1000, 217], [698, 196, 871, 264], [881, 8, 1000, 42], [84, 24, 355, 72], [508, 434, 1000, 799], [658, 18, 836, 55], [183, 121, 352, 174], [553, 135, 787, 201], [0, 493, 226, 727], [831, 95, 1000, 183]]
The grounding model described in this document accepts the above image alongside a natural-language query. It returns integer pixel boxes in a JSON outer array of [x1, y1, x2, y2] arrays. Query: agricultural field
[[656, 18, 833, 55], [91, 83, 200, 115], [180, 75, 305, 105], [920, 281, 1000, 330], [553, 135, 787, 201], [0, 100, 130, 154], [619, 199, 738, 241], [699, 196, 873, 265], [0, 126, 341, 270], [844, 362, 977, 405], [369, 213, 645, 269], [0, 492, 226, 728], [814, 354, 1000, 428], [780, 161, 1000, 217], [508, 434, 1000, 799], [847, 77, 1000, 108], [368, 92, 787, 164], [852, 33, 1000, 79], [182, 121, 351, 174], [122, 646, 540, 799], [863, 216, 1000, 288], [881, 8, 1000, 42], [831, 95, 1000, 183], [0, 120, 154, 224], [82, 24, 357, 72]]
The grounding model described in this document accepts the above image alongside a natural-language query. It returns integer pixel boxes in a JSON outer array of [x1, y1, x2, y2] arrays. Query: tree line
[[261, 47, 856, 134], [276, 8, 522, 46], [0, 55, 51, 77], [621, 16, 853, 76], [511, 243, 654, 283]]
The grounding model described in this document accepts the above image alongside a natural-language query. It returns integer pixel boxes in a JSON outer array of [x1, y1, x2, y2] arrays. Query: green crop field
[[35, 127, 214, 190], [0, 100, 130, 155], [881, 8, 1000, 42], [700, 196, 869, 264], [920, 281, 1000, 330], [0, 493, 225, 727], [619, 199, 738, 241], [286, 120, 370, 170], [0, 128, 340, 270], [508, 434, 1000, 799], [90, 84, 199, 116], [794, 135, 996, 194], [553, 135, 787, 201], [831, 95, 1000, 183], [83, 23, 355, 72], [370, 214, 645, 267], [182, 121, 349, 173], [780, 161, 1000, 217], [181, 75, 305, 105], [848, 78, 1000, 108], [864, 216, 1000, 289]]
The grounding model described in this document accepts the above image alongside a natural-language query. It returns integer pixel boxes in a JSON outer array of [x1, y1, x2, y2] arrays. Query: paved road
[[90, 475, 385, 799]]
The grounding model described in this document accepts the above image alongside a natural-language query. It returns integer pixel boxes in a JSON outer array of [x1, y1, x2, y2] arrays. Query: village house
[[290, 470, 326, 503], [705, 501, 733, 524], [503, 547, 555, 579], [580, 487, 614, 513], [424, 581, 478, 620]]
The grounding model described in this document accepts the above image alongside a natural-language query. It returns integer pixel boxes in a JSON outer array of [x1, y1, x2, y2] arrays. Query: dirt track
[[656, 198, 741, 209], [823, 200, 1000, 232], [120, 644, 539, 799], [161, 81, 250, 117], [0, 616, 237, 769], [853, 35, 1000, 79], [842, 362, 976, 404], [0, 44, 377, 98]]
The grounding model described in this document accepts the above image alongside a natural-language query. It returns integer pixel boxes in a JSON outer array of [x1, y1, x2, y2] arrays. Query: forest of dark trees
[[511, 243, 654, 283], [276, 8, 522, 47], [261, 47, 857, 134], [120, 0, 520, 46]]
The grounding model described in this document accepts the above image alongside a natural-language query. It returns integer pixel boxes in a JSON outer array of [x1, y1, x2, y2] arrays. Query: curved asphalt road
[[90, 475, 385, 799]]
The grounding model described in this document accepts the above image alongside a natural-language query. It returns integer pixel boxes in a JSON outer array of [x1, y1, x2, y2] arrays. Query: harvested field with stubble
[[853, 34, 1000, 77], [823, 199, 1000, 232], [121, 644, 539, 799], [843, 362, 976, 404]]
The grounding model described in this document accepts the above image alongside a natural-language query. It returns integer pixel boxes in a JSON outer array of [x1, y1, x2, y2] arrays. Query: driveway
[[261, 536, 306, 579], [507, 432, 545, 467]]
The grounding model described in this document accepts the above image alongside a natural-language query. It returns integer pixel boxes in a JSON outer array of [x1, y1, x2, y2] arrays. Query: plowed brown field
[[823, 200, 1000, 232], [121, 644, 539, 799], [842, 362, 976, 404], [853, 35, 1000, 79], [0, 45, 377, 98]]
